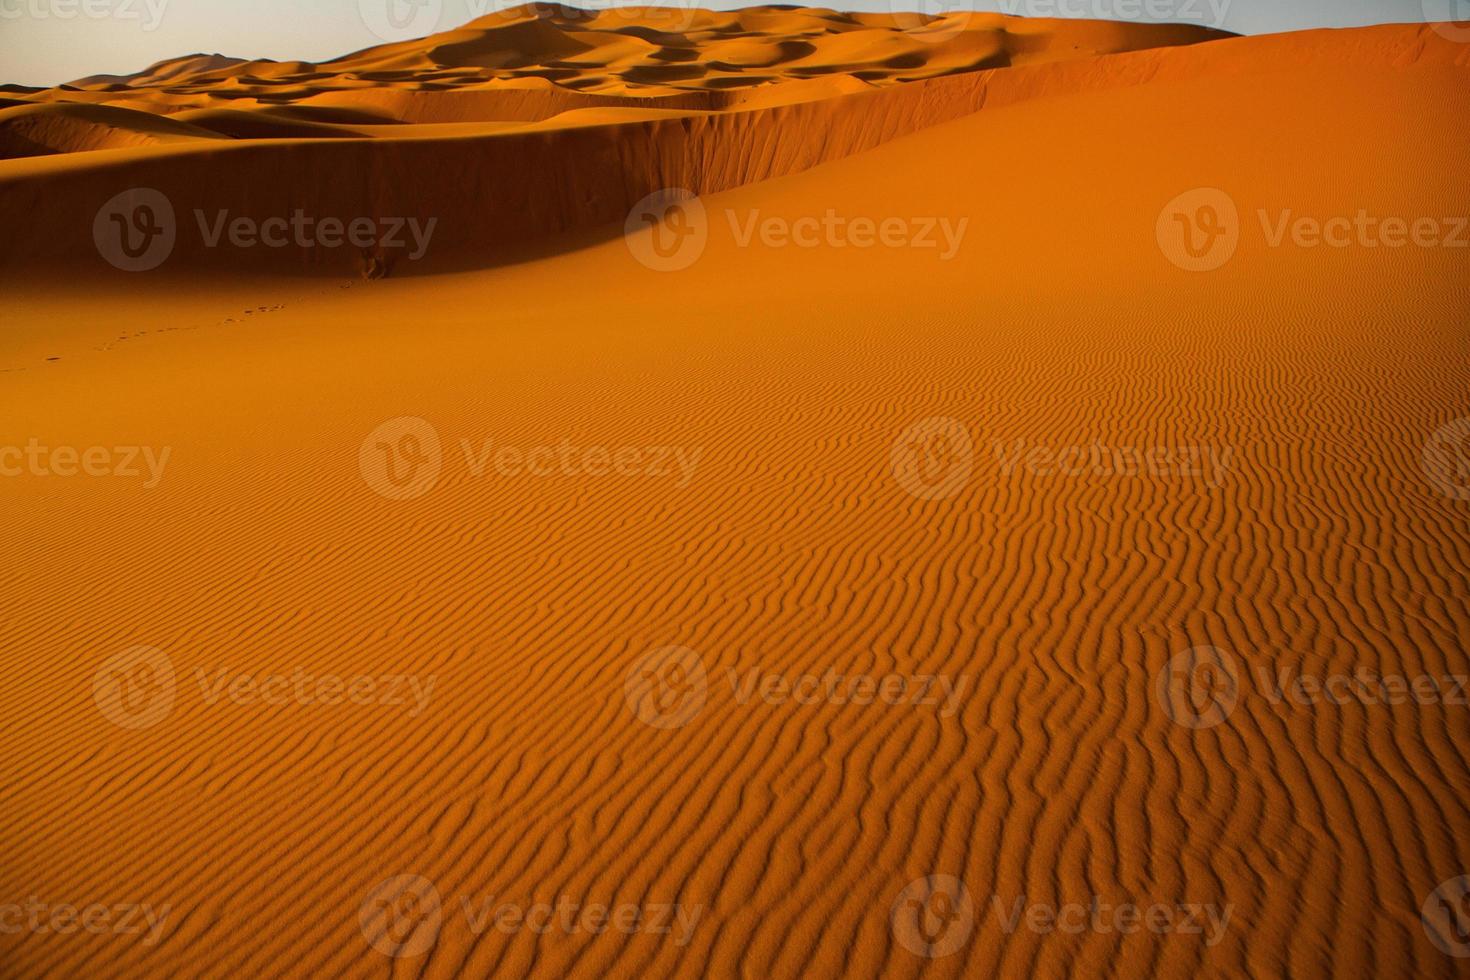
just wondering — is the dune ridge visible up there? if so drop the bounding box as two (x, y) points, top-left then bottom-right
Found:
(1, 5), (1229, 162)
(3, 22), (1464, 277)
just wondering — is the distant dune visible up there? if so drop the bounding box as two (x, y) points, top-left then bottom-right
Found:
(2, 8), (1469, 980)
(0, 5), (1239, 275)
(9, 5), (1230, 137)
(2, 13), (1465, 278)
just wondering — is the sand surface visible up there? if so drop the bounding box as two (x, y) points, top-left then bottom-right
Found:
(2, 9), (1469, 979)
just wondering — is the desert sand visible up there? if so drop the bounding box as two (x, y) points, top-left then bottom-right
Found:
(2, 7), (1469, 979)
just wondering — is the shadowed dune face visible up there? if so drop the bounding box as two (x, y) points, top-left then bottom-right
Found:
(0, 4), (1231, 160)
(0, 6), (1239, 279)
(0, 18), (1462, 280)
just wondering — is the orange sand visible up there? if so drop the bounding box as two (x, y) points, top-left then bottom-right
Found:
(2, 9), (1469, 979)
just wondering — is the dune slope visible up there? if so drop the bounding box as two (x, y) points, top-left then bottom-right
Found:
(2, 15), (1469, 980)
(3, 21), (1464, 277)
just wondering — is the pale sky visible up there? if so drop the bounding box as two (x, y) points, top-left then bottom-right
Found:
(0, 0), (1447, 88)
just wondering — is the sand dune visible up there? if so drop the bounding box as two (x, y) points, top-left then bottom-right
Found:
(2, 5), (1229, 158)
(5, 21), (1463, 278)
(2, 9), (1469, 980)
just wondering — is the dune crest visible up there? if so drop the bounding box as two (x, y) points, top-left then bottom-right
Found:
(1, 20), (1464, 279)
(2, 5), (1231, 162)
